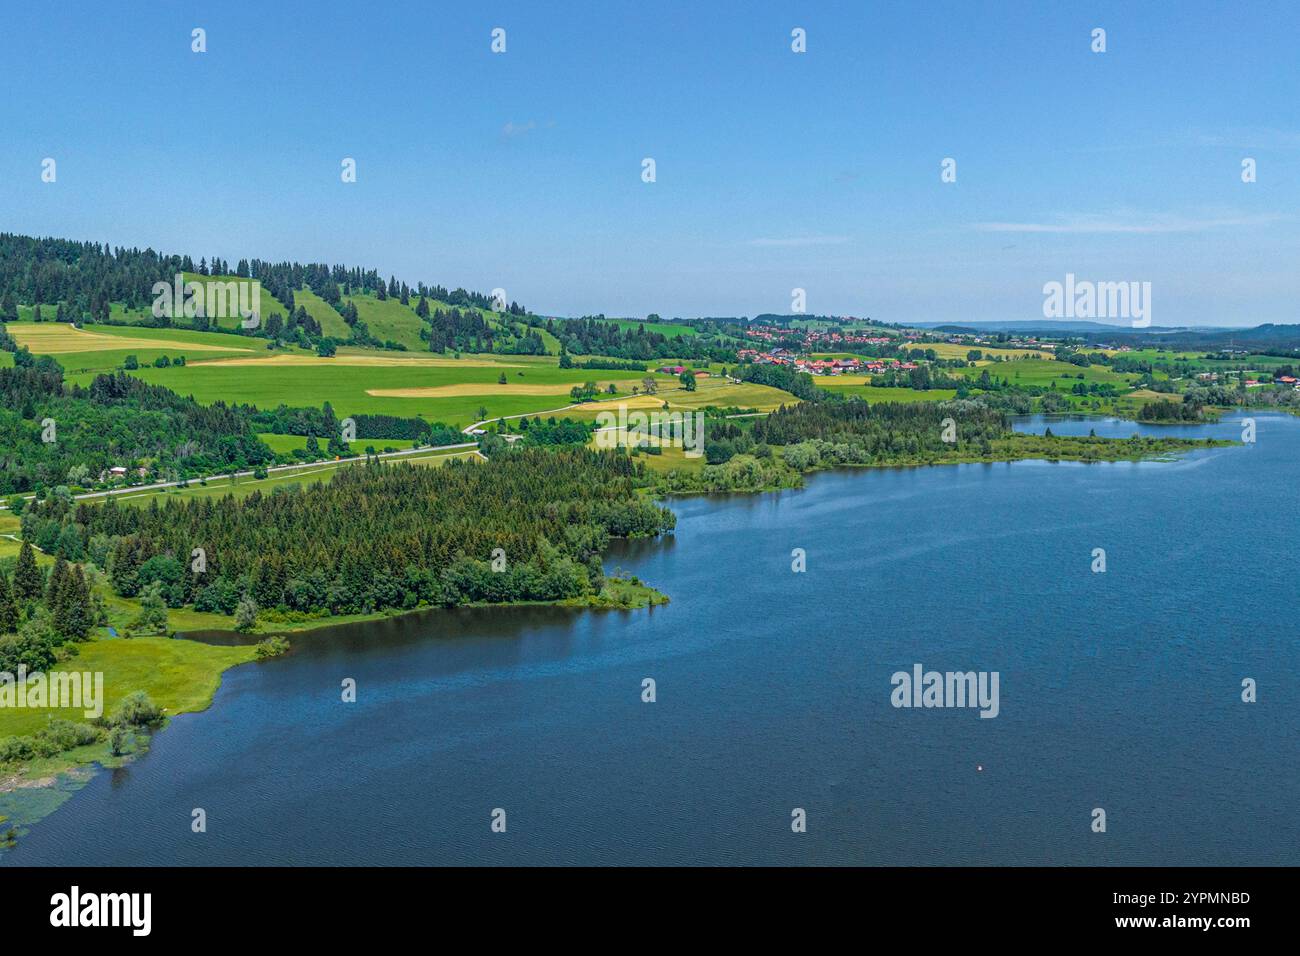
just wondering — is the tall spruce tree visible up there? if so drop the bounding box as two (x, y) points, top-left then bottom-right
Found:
(53, 565), (91, 640)
(13, 540), (43, 600)
(46, 554), (69, 615)
(0, 572), (19, 633)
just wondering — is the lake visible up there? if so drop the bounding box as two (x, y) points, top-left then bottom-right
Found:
(3, 413), (1297, 865)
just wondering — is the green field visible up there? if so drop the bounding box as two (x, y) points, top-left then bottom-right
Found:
(812, 377), (957, 402)
(600, 318), (699, 337)
(6, 319), (737, 427)
(565, 378), (794, 421)
(90, 353), (669, 425)
(293, 286), (352, 339)
(178, 273), (295, 330)
(5, 321), (275, 376)
(908, 342), (1053, 361)
(255, 432), (419, 453)
(348, 291), (426, 350)
(0, 637), (256, 739)
(955, 358), (1136, 388)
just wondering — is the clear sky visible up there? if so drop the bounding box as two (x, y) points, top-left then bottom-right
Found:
(2, 0), (1296, 326)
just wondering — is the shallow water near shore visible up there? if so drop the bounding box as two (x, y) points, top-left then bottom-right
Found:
(3, 413), (1297, 865)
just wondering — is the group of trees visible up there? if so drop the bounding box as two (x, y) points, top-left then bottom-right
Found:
(0, 357), (275, 494)
(869, 364), (965, 391)
(0, 528), (165, 765)
(1139, 398), (1205, 422)
(0, 233), (515, 354)
(0, 539), (100, 677)
(423, 306), (501, 354)
(751, 400), (1005, 462)
(736, 363), (827, 402)
(555, 317), (737, 362)
(558, 352), (647, 372)
(512, 416), (594, 446)
(21, 450), (675, 624)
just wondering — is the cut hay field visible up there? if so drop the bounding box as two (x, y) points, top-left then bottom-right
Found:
(811, 376), (957, 402)
(4, 321), (274, 375)
(7, 322), (254, 355)
(907, 342), (1054, 361)
(6, 316), (799, 432)
(83, 350), (679, 426)
(368, 380), (635, 399)
(564, 380), (795, 421)
(189, 351), (521, 370)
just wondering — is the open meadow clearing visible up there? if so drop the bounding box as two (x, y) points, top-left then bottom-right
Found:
(7, 322), (255, 355)
(0, 637), (256, 740)
(5, 321), (281, 376)
(293, 286), (351, 339)
(812, 376), (957, 402)
(100, 354), (675, 425)
(907, 342), (1054, 361)
(955, 357), (1136, 387)
(190, 351), (524, 369)
(601, 318), (699, 337)
(2, 323), (704, 426)
(348, 291), (427, 350)
(366, 380), (637, 398)
(564, 379), (795, 421)
(255, 433), (420, 452)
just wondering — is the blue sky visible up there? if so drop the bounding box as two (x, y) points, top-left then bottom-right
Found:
(2, 0), (1297, 326)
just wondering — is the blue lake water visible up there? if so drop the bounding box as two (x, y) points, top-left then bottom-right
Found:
(3, 413), (1297, 865)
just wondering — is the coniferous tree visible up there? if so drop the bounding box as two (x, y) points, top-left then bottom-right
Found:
(0, 572), (19, 633)
(13, 540), (43, 600)
(109, 538), (141, 597)
(57, 565), (93, 640)
(46, 555), (69, 616)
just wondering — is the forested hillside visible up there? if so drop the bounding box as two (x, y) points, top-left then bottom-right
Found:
(0, 232), (527, 354)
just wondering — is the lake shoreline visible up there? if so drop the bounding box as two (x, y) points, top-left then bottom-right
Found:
(0, 416), (1245, 852)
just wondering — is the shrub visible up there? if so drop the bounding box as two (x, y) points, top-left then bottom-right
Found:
(254, 636), (290, 660)
(111, 691), (163, 728)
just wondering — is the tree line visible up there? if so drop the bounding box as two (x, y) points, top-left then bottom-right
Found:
(20, 450), (675, 623)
